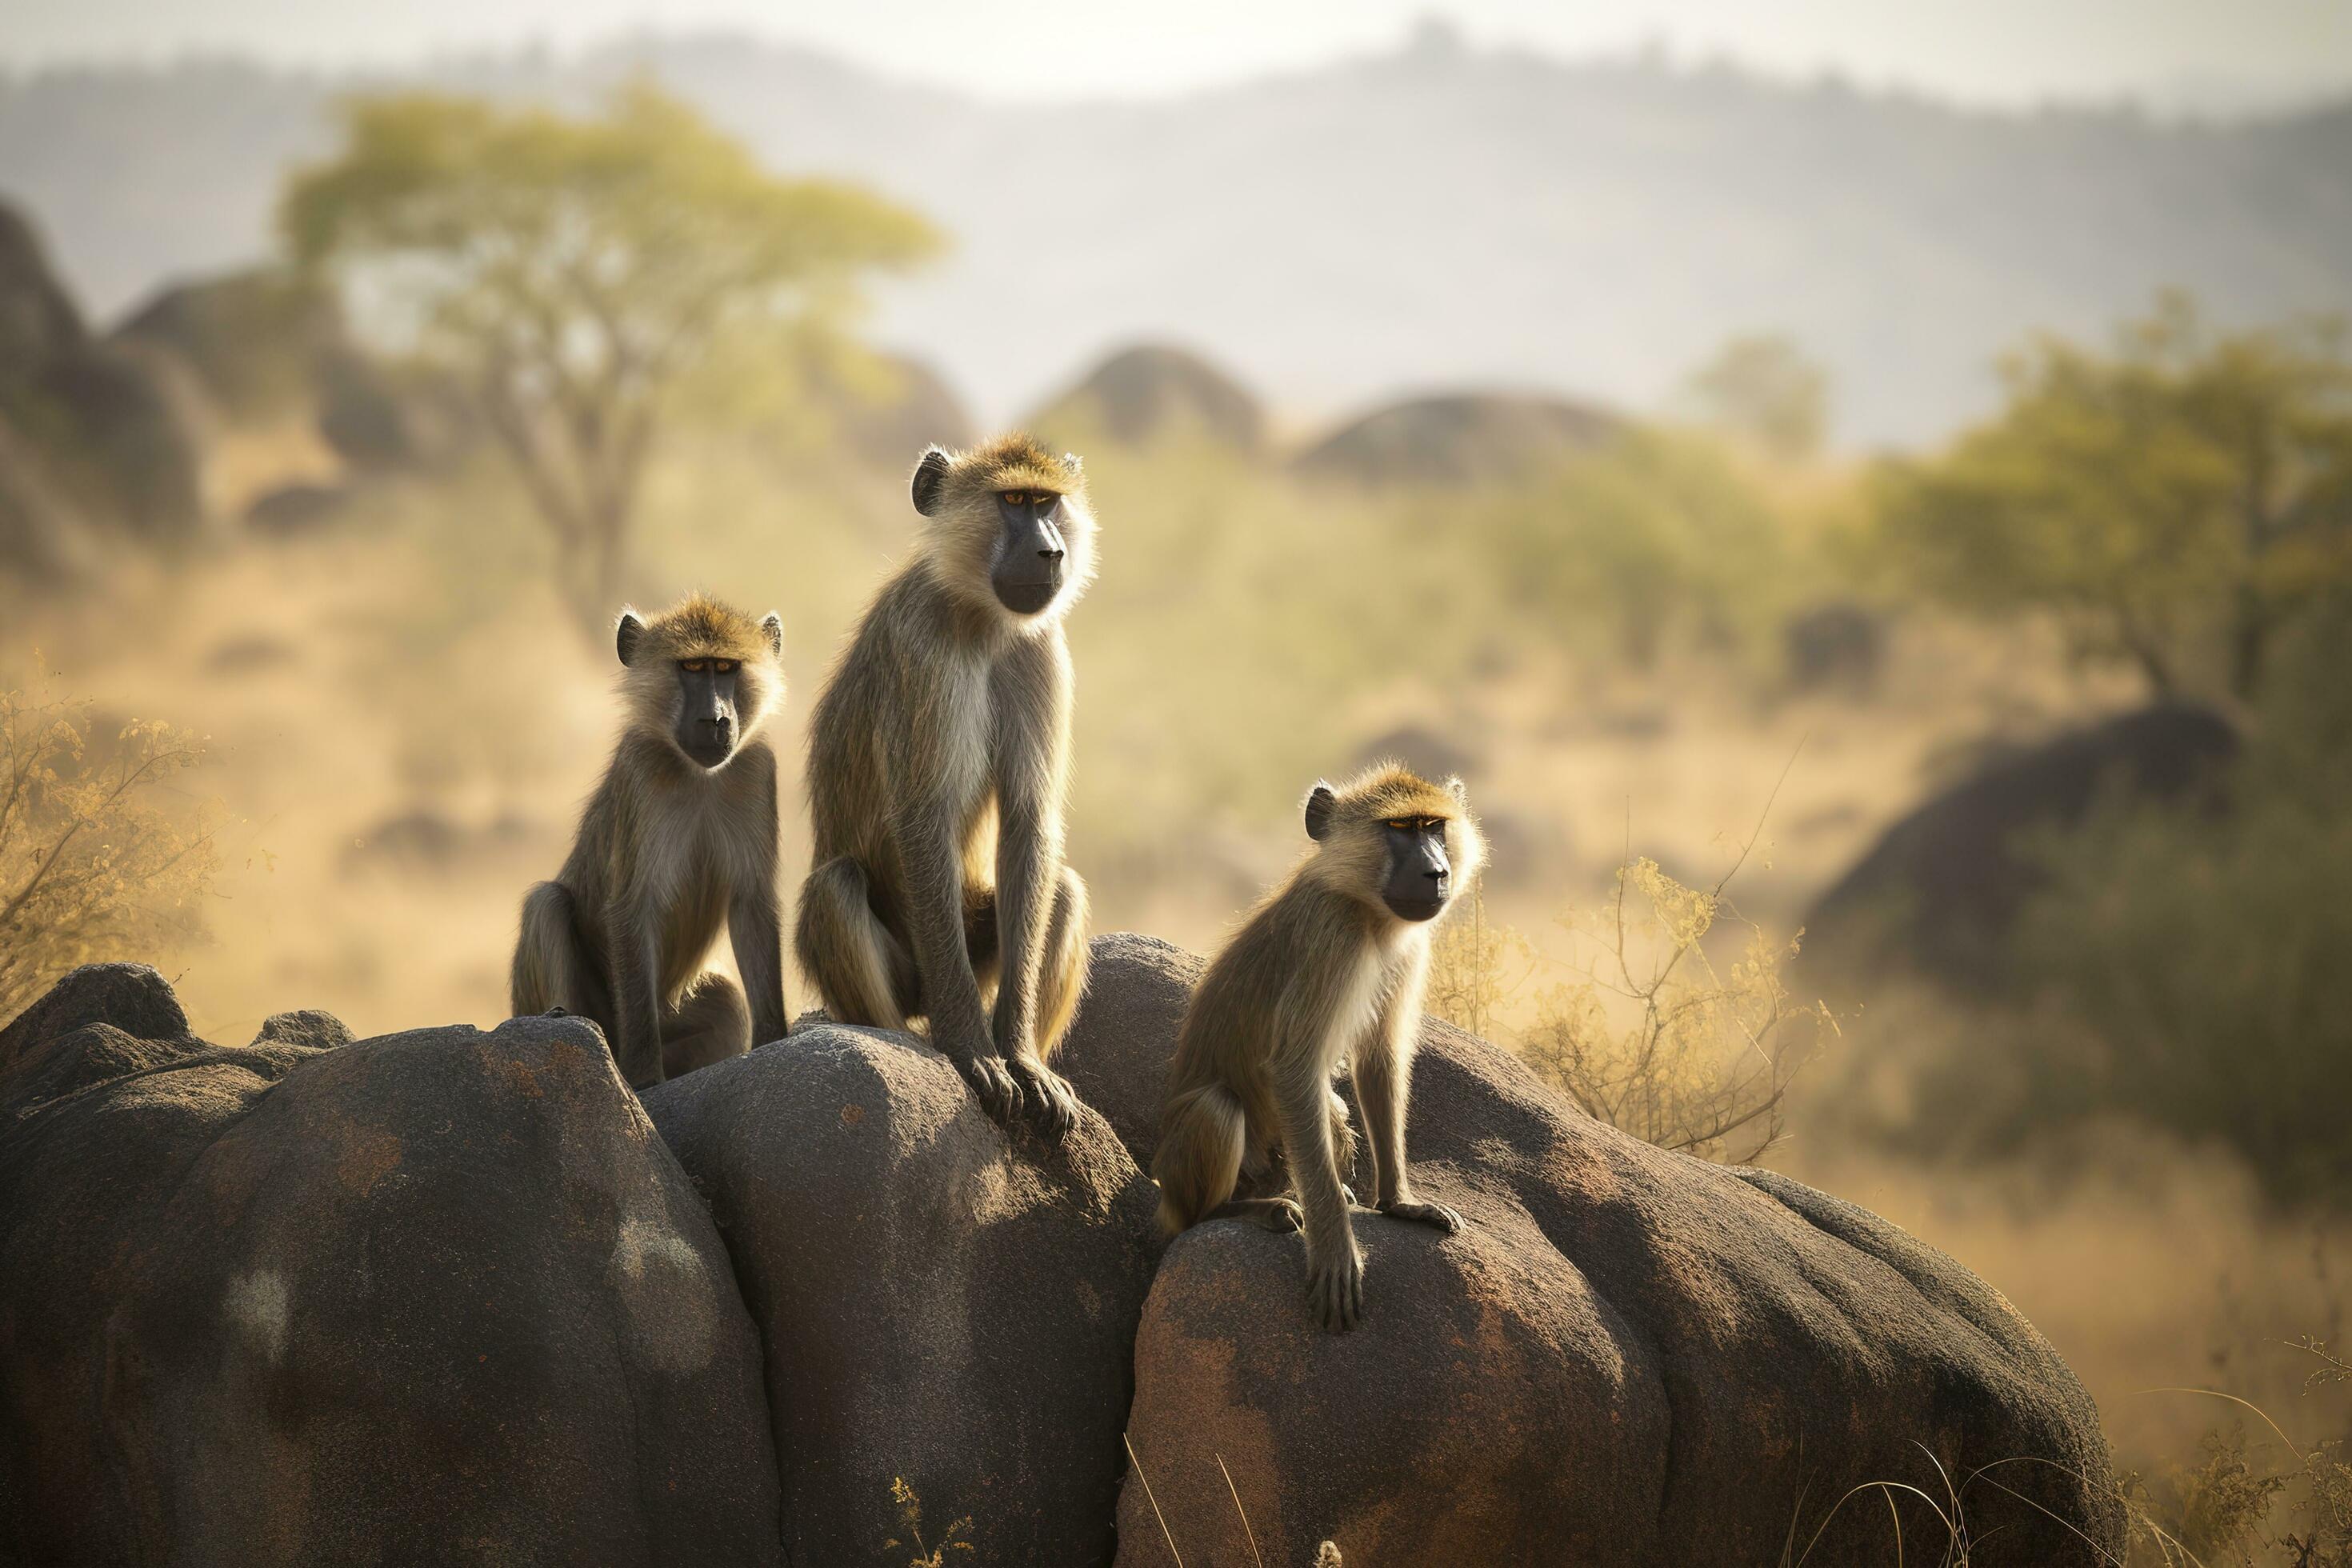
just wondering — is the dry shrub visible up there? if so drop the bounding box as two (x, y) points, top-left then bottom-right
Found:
(0, 667), (217, 1024)
(1519, 854), (1834, 1164)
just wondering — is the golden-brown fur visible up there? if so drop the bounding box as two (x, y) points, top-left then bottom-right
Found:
(511, 594), (789, 1088)
(1153, 762), (1486, 1331)
(794, 435), (1095, 1134)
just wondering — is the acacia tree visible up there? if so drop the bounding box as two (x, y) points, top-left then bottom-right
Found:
(282, 85), (940, 629)
(1878, 296), (2352, 703)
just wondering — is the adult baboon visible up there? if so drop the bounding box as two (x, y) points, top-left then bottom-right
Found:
(511, 594), (789, 1088)
(1154, 764), (1486, 1331)
(795, 434), (1094, 1136)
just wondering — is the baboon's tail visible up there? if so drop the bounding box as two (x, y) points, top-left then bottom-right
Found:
(1153, 1084), (1247, 1237)
(795, 856), (910, 1030)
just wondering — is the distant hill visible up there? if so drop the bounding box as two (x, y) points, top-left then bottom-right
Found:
(1296, 392), (1621, 487)
(1026, 345), (1266, 454)
(4, 33), (2350, 446)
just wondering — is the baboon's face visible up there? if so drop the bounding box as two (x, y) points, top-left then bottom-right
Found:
(671, 656), (746, 769)
(989, 488), (1069, 614)
(1378, 815), (1454, 922)
(1302, 766), (1484, 924)
(615, 602), (782, 771)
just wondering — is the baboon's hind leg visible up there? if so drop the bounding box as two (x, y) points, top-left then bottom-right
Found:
(1152, 1082), (1248, 1236)
(661, 971), (751, 1078)
(794, 856), (913, 1030)
(511, 881), (611, 1030)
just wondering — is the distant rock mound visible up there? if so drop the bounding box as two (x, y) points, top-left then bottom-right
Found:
(1058, 935), (2123, 1567)
(0, 965), (782, 1566)
(0, 200), (208, 569)
(1029, 344), (1265, 454)
(1294, 391), (1619, 487)
(114, 266), (342, 422)
(1806, 703), (2240, 986)
(804, 349), (975, 468)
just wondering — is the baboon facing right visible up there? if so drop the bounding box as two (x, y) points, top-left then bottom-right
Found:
(1154, 764), (1485, 1331)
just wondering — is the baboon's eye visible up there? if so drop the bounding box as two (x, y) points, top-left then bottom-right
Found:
(1001, 490), (1029, 506)
(681, 658), (707, 673)
(713, 659), (737, 674)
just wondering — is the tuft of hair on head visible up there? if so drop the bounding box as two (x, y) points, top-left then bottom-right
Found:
(907, 431), (1098, 623)
(1299, 759), (1486, 900)
(614, 591), (787, 739)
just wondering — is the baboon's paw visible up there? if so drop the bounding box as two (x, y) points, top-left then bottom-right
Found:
(1382, 1199), (1464, 1235)
(1258, 1197), (1306, 1233)
(955, 1050), (1025, 1126)
(1009, 1058), (1082, 1139)
(1306, 1248), (1364, 1333)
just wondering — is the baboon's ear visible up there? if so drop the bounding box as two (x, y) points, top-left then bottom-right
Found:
(615, 609), (647, 667)
(1303, 782), (1338, 842)
(910, 446), (951, 517)
(1062, 451), (1083, 475)
(759, 612), (784, 659)
(1446, 775), (1470, 806)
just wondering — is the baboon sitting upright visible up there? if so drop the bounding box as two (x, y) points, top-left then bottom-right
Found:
(1154, 764), (1486, 1331)
(511, 594), (789, 1088)
(795, 434), (1094, 1136)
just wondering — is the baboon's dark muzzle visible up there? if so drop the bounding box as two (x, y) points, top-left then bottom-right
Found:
(676, 667), (741, 768)
(1382, 830), (1452, 922)
(993, 499), (1067, 614)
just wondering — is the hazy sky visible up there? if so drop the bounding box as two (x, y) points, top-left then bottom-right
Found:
(4, 0), (2350, 109)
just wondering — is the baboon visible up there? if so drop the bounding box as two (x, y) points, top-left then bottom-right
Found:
(794, 434), (1094, 1136)
(1153, 764), (1486, 1331)
(511, 594), (789, 1089)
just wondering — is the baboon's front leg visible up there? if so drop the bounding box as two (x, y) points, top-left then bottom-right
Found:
(895, 798), (1021, 1124)
(990, 792), (1082, 1137)
(603, 901), (665, 1090)
(1354, 988), (1462, 1235)
(1274, 1064), (1363, 1332)
(730, 877), (789, 1049)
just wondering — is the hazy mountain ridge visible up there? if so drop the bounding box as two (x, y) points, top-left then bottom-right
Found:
(4, 34), (2350, 446)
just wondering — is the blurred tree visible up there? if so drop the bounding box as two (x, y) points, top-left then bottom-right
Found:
(1876, 295), (2352, 703)
(1679, 334), (1830, 461)
(281, 84), (940, 630)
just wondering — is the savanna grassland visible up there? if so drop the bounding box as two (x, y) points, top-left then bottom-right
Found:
(7, 261), (2352, 1560)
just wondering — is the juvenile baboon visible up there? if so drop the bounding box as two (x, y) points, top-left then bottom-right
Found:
(795, 434), (1094, 1135)
(511, 594), (789, 1088)
(1154, 764), (1486, 1331)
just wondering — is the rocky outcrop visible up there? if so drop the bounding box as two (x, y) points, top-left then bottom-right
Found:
(0, 965), (781, 1566)
(1806, 702), (2240, 986)
(644, 1021), (1162, 1565)
(1056, 937), (2126, 1567)
(0, 941), (2123, 1566)
(0, 200), (208, 568)
(1028, 345), (1265, 454)
(1293, 390), (1620, 487)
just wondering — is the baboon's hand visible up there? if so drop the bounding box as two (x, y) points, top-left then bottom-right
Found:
(1306, 1246), (1364, 1333)
(951, 1047), (1024, 1126)
(1381, 1199), (1464, 1234)
(1006, 1056), (1082, 1139)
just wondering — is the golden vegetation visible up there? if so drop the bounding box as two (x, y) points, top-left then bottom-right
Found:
(0, 666), (218, 1022)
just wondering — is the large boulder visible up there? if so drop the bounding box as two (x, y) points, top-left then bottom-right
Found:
(1028, 344), (1265, 454)
(113, 267), (343, 423)
(644, 1020), (1162, 1566)
(1054, 937), (2125, 1567)
(1806, 702), (2240, 987)
(0, 965), (782, 1566)
(0, 199), (209, 550)
(1292, 390), (1619, 487)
